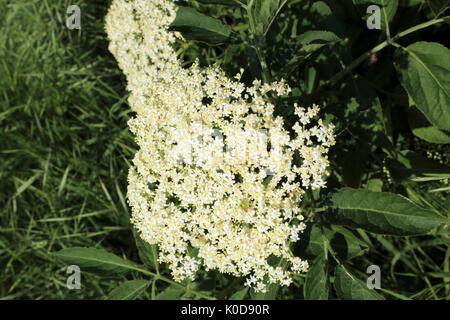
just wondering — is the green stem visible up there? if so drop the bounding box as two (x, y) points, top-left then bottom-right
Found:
(392, 17), (446, 41)
(264, 0), (288, 37)
(381, 0), (391, 40)
(307, 16), (447, 101)
(244, 1), (272, 83)
(318, 219), (341, 265)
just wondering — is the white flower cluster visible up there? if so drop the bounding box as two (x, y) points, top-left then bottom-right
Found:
(106, 0), (335, 292)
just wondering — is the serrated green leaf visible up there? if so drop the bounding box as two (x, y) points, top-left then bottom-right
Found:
(295, 30), (341, 45)
(407, 106), (450, 144)
(297, 223), (368, 261)
(169, 6), (232, 44)
(395, 41), (450, 131)
(306, 2), (345, 37)
(426, 0), (450, 16)
(229, 287), (249, 300)
(250, 283), (279, 300)
(106, 280), (149, 300)
(366, 178), (383, 192)
(249, 0), (286, 36)
(353, 0), (399, 29)
(412, 125), (450, 144)
(134, 232), (159, 272)
(334, 265), (384, 300)
(281, 30), (341, 79)
(155, 285), (185, 300)
(304, 254), (329, 300)
(54, 247), (140, 276)
(326, 188), (448, 236)
(278, 43), (326, 77)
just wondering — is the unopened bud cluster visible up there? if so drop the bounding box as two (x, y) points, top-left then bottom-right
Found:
(106, 0), (335, 292)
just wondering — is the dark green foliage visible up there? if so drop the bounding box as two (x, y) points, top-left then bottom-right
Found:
(1, 0), (449, 300)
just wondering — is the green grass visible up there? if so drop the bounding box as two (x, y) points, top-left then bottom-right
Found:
(0, 0), (448, 300)
(0, 0), (140, 299)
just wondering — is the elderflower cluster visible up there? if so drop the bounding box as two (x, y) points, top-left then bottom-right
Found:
(106, 0), (335, 292)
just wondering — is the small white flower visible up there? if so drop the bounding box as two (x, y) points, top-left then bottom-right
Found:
(106, 0), (335, 292)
